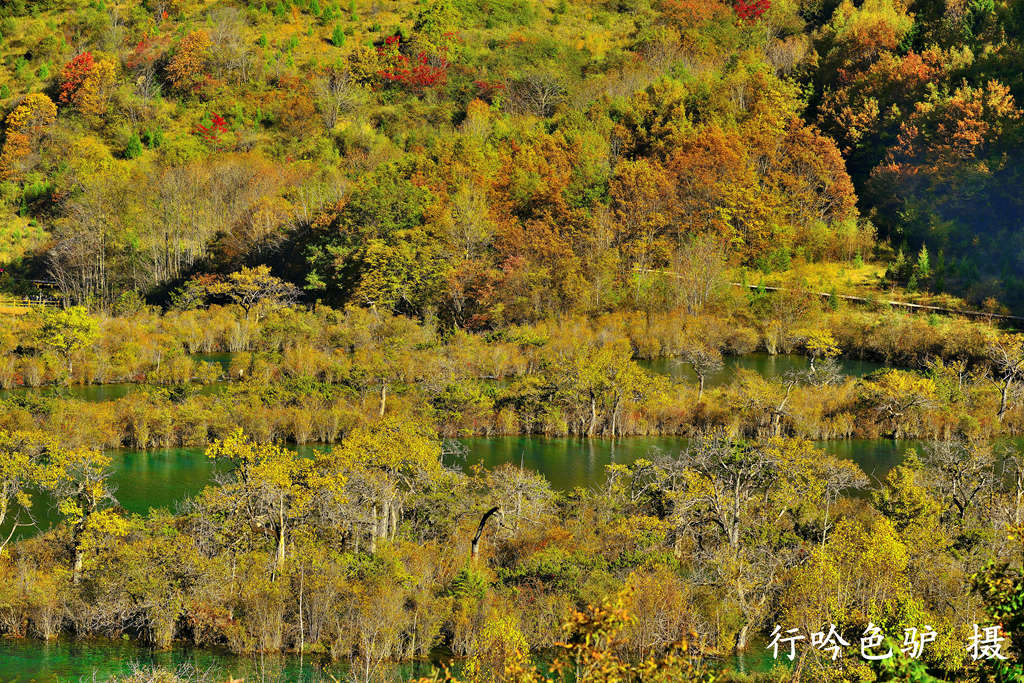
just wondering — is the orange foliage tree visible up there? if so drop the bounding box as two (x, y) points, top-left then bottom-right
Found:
(166, 30), (212, 91)
(658, 0), (730, 29)
(489, 132), (590, 320)
(0, 94), (57, 181)
(610, 158), (678, 275)
(867, 81), (1024, 244)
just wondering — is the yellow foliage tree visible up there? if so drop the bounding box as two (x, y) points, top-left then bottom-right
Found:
(206, 429), (315, 569)
(167, 30), (212, 91)
(862, 370), (938, 437)
(328, 418), (443, 553)
(0, 430), (49, 556)
(36, 444), (126, 584)
(76, 58), (117, 116)
(0, 93), (57, 181)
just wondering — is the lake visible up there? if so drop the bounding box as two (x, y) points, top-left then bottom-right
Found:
(0, 352), (889, 402)
(0, 353), (233, 402)
(0, 636), (437, 682)
(0, 634), (768, 682)
(637, 352), (887, 387)
(10, 436), (924, 536)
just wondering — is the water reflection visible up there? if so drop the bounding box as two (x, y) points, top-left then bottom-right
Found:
(638, 352), (888, 387)
(0, 636), (438, 682)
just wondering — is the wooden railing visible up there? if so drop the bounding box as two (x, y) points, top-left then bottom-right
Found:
(0, 295), (61, 310)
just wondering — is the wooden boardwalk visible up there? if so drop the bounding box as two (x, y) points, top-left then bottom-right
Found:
(631, 267), (1024, 327)
(730, 282), (1024, 325)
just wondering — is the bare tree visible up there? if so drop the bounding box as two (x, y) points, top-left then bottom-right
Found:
(681, 436), (777, 551)
(313, 68), (365, 129)
(987, 334), (1024, 419)
(669, 437), (799, 651)
(208, 7), (254, 84)
(678, 341), (724, 400)
(673, 233), (726, 314)
(819, 460), (868, 545)
(921, 439), (997, 524)
(483, 464), (553, 535)
(507, 72), (566, 117)
(999, 446), (1024, 527)
(447, 183), (494, 259)
(132, 66), (163, 100)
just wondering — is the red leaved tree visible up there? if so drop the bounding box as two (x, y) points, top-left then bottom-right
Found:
(194, 114), (228, 146)
(376, 35), (449, 91)
(734, 0), (770, 21)
(58, 52), (95, 104)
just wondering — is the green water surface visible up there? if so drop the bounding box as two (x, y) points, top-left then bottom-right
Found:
(637, 352), (887, 387)
(11, 437), (923, 535)
(0, 353), (888, 403)
(0, 636), (438, 682)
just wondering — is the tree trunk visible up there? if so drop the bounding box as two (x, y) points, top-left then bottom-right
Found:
(298, 563), (305, 654)
(821, 497), (830, 547)
(1015, 472), (1023, 526)
(999, 380), (1012, 419)
(736, 622), (751, 651)
(70, 514), (87, 584)
(588, 395), (597, 437)
(72, 546), (84, 585)
(379, 383), (388, 417)
(369, 506), (378, 554)
(276, 503), (286, 569)
(380, 502), (391, 540)
(471, 506), (500, 562)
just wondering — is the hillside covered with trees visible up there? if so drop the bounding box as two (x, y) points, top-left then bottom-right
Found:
(0, 0), (1021, 313)
(3, 0), (1024, 682)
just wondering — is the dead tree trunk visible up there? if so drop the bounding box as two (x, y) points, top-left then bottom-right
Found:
(471, 506), (500, 562)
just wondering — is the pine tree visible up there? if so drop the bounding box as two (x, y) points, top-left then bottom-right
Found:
(124, 133), (143, 159)
(331, 24), (346, 46)
(889, 248), (907, 283)
(914, 244), (931, 281)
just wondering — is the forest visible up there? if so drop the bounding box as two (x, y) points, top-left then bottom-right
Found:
(1, 0), (1024, 681)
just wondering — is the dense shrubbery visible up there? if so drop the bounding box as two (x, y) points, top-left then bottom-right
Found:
(1, 298), (1024, 448)
(1, 426), (1022, 682)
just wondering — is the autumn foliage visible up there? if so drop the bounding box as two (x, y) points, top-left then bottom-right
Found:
(377, 35), (449, 90)
(733, 0), (770, 21)
(808, 0), (1024, 301)
(0, 0), (1020, 313)
(659, 0), (730, 29)
(58, 52), (117, 115)
(194, 113), (229, 144)
(0, 94), (57, 180)
(58, 52), (95, 105)
(166, 30), (212, 91)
